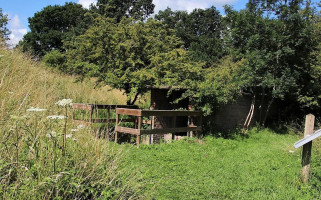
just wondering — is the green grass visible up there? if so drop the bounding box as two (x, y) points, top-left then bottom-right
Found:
(117, 128), (321, 199)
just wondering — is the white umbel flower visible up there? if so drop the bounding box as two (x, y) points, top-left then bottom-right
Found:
(66, 134), (73, 139)
(47, 115), (66, 120)
(46, 131), (57, 138)
(77, 124), (86, 129)
(26, 107), (47, 112)
(55, 99), (72, 107)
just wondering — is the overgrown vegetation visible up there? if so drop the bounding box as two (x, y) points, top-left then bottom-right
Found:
(2, 0), (321, 199)
(16, 0), (321, 124)
(0, 47), (138, 199)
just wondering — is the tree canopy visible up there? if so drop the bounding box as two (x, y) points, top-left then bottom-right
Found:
(92, 0), (155, 22)
(155, 6), (224, 66)
(63, 17), (202, 105)
(21, 2), (88, 56)
(0, 8), (9, 41)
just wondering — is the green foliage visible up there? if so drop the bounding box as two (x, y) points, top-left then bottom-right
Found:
(193, 57), (245, 115)
(155, 6), (225, 66)
(0, 8), (9, 40)
(224, 0), (319, 123)
(65, 17), (199, 105)
(93, 0), (155, 22)
(43, 50), (66, 71)
(21, 2), (89, 57)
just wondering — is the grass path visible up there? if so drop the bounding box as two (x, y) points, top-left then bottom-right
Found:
(119, 129), (321, 199)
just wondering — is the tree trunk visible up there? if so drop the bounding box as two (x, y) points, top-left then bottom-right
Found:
(259, 88), (265, 125)
(126, 92), (140, 105)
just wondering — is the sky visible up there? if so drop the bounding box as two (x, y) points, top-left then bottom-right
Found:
(0, 0), (319, 47)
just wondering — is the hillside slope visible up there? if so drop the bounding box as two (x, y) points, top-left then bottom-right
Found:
(0, 46), (126, 120)
(0, 47), (137, 199)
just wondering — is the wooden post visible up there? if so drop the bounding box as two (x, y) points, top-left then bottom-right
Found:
(149, 116), (153, 145)
(197, 116), (202, 139)
(172, 116), (176, 140)
(90, 106), (94, 124)
(137, 116), (142, 148)
(72, 108), (75, 120)
(301, 114), (315, 183)
(105, 107), (110, 139)
(114, 114), (119, 143)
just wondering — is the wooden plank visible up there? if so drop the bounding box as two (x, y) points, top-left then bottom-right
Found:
(301, 114), (315, 183)
(72, 103), (92, 110)
(116, 108), (202, 117)
(72, 120), (91, 125)
(90, 118), (136, 123)
(141, 110), (202, 117)
(140, 126), (201, 135)
(115, 114), (119, 143)
(94, 104), (138, 109)
(137, 116), (142, 147)
(172, 116), (176, 140)
(115, 126), (141, 135)
(116, 108), (142, 116)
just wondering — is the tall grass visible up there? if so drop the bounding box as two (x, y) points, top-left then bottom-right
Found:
(0, 46), (137, 199)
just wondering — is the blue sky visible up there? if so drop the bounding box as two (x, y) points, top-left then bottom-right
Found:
(1, 0), (319, 46)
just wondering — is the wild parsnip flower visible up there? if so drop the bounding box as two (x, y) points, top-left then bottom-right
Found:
(46, 131), (57, 138)
(66, 134), (73, 139)
(77, 124), (85, 129)
(26, 107), (47, 112)
(55, 99), (72, 107)
(47, 115), (66, 120)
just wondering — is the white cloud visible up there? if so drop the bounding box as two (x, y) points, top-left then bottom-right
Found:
(7, 14), (27, 48)
(78, 0), (97, 9)
(153, 0), (238, 13)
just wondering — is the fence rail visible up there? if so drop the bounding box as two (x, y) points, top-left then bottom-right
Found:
(115, 108), (202, 147)
(71, 103), (138, 138)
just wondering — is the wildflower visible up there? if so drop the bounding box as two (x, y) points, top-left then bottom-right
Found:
(70, 129), (79, 132)
(77, 124), (85, 129)
(66, 134), (73, 139)
(47, 115), (66, 120)
(46, 131), (57, 138)
(8, 91), (14, 94)
(55, 99), (72, 107)
(26, 107), (47, 112)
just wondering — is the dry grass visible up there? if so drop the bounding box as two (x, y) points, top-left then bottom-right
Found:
(0, 46), (139, 199)
(0, 46), (126, 120)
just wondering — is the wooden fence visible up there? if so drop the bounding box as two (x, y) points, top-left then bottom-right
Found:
(115, 108), (202, 147)
(72, 103), (138, 138)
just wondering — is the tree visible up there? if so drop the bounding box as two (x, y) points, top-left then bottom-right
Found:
(92, 0), (154, 22)
(224, 0), (318, 125)
(21, 2), (89, 56)
(0, 8), (10, 41)
(155, 7), (225, 66)
(64, 17), (199, 105)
